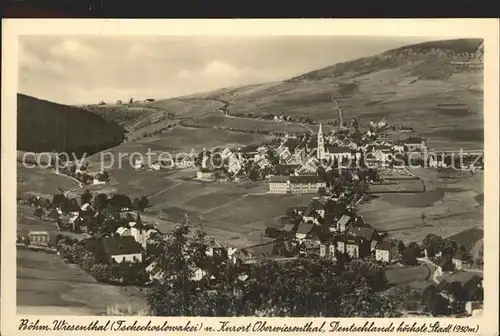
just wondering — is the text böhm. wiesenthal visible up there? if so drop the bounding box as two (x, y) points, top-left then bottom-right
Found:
(19, 319), (203, 332)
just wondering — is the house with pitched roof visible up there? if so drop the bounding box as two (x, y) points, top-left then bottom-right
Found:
(375, 240), (398, 263)
(295, 221), (315, 241)
(452, 250), (472, 270)
(337, 214), (353, 233)
(319, 240), (337, 260)
(325, 145), (353, 163)
(116, 227), (132, 237)
(102, 236), (143, 263)
(346, 226), (378, 242)
(337, 235), (371, 259)
(27, 231), (51, 246)
(404, 136), (427, 152)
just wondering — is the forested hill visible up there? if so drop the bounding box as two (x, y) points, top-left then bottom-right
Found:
(17, 94), (126, 156)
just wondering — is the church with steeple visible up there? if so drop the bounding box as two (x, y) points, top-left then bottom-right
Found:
(317, 123), (326, 160)
(316, 122), (353, 163)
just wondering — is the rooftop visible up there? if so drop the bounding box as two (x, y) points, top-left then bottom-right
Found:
(376, 240), (395, 251)
(405, 136), (424, 144)
(296, 221), (315, 234)
(102, 236), (143, 256)
(346, 226), (376, 241)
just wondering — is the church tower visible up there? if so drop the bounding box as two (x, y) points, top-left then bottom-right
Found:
(317, 123), (325, 160)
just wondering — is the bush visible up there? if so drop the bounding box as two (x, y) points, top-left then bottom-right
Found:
(90, 263), (114, 282)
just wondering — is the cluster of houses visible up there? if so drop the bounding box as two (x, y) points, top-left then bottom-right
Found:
(59, 162), (110, 186)
(264, 118), (427, 194)
(279, 191), (401, 264)
(133, 156), (196, 172)
(189, 116), (430, 191)
(422, 275), (484, 317)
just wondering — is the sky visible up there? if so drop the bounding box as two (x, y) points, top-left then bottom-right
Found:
(19, 35), (434, 105)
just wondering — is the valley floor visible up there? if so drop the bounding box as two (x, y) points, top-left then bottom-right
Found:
(16, 248), (147, 315)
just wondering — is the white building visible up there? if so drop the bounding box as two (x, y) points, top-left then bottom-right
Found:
(268, 175), (326, 194)
(375, 241), (398, 263)
(405, 137), (427, 152)
(93, 177), (107, 185)
(150, 163), (162, 171)
(118, 226), (131, 235)
(134, 158), (144, 170)
(103, 236), (143, 263)
(269, 176), (290, 194)
(197, 169), (216, 180)
(319, 242), (336, 260)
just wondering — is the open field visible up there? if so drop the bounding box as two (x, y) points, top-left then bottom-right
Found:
(17, 204), (60, 235)
(369, 179), (425, 193)
(143, 176), (311, 247)
(87, 126), (270, 167)
(192, 114), (335, 134)
(17, 248), (146, 315)
(138, 126), (270, 152)
(36, 164), (305, 248)
(199, 72), (482, 148)
(17, 164), (80, 199)
(359, 168), (483, 243)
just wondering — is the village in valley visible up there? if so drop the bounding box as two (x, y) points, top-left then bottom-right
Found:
(15, 37), (485, 317)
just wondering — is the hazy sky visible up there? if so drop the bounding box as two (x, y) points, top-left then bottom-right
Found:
(19, 35), (433, 105)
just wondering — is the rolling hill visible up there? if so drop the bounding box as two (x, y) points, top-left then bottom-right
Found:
(90, 38), (485, 150)
(17, 94), (127, 156)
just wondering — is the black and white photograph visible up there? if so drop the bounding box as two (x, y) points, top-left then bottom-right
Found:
(2, 20), (498, 332)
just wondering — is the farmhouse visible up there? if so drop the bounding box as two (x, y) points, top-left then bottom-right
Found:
(452, 251), (471, 270)
(404, 136), (427, 152)
(116, 227), (131, 237)
(319, 241), (337, 260)
(150, 163), (162, 171)
(102, 236), (143, 263)
(93, 172), (109, 184)
(337, 235), (371, 259)
(346, 237), (371, 259)
(375, 240), (398, 263)
(336, 214), (353, 232)
(222, 149), (243, 176)
(295, 221), (315, 241)
(197, 167), (216, 180)
(27, 231), (50, 246)
(80, 203), (94, 213)
(134, 158), (144, 170)
(69, 215), (83, 231)
(145, 261), (164, 282)
(346, 226), (377, 242)
(206, 240), (228, 259)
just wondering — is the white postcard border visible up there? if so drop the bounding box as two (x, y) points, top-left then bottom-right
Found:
(2, 19), (499, 335)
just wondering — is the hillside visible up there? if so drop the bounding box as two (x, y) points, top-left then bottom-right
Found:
(17, 94), (126, 156)
(91, 38), (484, 150)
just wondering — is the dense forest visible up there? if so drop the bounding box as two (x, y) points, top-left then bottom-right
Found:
(17, 94), (126, 157)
